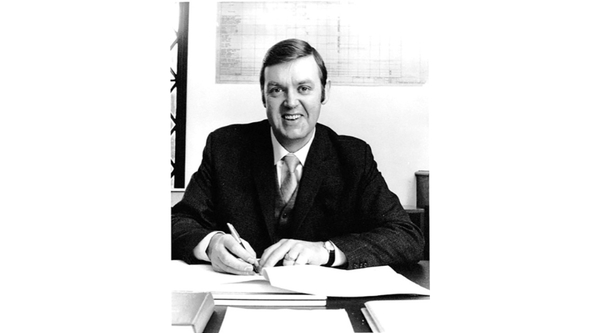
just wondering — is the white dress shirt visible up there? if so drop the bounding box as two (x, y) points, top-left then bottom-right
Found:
(271, 128), (314, 187)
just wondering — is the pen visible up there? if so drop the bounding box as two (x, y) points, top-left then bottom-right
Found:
(226, 223), (260, 272)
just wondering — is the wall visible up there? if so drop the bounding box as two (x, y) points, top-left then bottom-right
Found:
(180, 0), (429, 207)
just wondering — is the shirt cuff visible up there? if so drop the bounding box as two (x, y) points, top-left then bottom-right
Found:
(330, 241), (346, 267)
(193, 231), (224, 262)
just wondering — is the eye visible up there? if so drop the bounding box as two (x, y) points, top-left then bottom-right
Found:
(298, 85), (312, 94)
(268, 87), (282, 96)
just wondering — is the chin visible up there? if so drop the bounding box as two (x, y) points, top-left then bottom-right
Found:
(284, 128), (308, 140)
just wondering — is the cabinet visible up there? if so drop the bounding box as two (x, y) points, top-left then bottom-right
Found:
(415, 170), (429, 260)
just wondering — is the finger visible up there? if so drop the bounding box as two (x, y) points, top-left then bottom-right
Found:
(240, 239), (258, 264)
(208, 236), (232, 273)
(211, 250), (242, 275)
(217, 250), (255, 275)
(282, 244), (302, 266)
(259, 239), (284, 266)
(284, 252), (298, 261)
(257, 243), (278, 274)
(268, 241), (296, 267)
(211, 260), (226, 273)
(282, 251), (297, 266)
(259, 239), (284, 263)
(224, 236), (257, 266)
(261, 239), (293, 268)
(294, 251), (309, 266)
(213, 239), (255, 275)
(285, 245), (301, 262)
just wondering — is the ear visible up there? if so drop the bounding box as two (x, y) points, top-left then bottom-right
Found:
(321, 79), (331, 104)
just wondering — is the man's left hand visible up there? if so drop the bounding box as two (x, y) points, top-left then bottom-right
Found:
(259, 239), (328, 272)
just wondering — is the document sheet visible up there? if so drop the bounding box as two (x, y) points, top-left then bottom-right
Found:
(219, 307), (354, 333)
(171, 260), (267, 292)
(263, 265), (430, 297)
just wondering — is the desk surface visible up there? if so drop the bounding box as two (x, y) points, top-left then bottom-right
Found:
(203, 260), (430, 333)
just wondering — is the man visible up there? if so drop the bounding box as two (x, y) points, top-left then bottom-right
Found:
(172, 39), (424, 275)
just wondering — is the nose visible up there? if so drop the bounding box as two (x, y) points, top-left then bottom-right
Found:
(283, 91), (299, 109)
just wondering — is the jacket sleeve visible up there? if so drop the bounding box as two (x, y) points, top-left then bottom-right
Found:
(330, 144), (425, 268)
(171, 133), (220, 264)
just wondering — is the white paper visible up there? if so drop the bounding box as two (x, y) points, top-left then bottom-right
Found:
(364, 299), (431, 333)
(262, 265), (430, 297)
(171, 260), (265, 292)
(172, 260), (430, 297)
(219, 307), (354, 333)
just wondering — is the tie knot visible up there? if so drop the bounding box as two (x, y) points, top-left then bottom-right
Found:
(282, 154), (300, 172)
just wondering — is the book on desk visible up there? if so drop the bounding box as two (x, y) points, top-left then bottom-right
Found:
(171, 292), (214, 333)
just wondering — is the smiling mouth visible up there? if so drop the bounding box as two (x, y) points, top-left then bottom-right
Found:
(282, 114), (301, 121)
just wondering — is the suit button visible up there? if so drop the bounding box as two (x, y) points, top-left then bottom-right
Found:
(282, 213), (287, 218)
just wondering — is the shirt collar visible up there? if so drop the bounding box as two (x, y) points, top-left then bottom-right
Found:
(271, 128), (316, 166)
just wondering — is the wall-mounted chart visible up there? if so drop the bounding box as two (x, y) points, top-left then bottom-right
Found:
(216, 1), (427, 85)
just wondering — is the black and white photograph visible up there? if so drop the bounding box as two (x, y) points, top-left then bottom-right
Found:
(2, 0), (600, 332)
(170, 1), (429, 331)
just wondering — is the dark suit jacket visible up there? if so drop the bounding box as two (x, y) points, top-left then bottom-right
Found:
(172, 120), (424, 269)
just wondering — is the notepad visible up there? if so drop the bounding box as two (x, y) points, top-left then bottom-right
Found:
(219, 307), (354, 333)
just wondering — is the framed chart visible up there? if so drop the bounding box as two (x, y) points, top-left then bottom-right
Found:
(216, 1), (427, 85)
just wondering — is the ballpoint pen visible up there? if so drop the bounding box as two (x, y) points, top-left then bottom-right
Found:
(227, 223), (260, 273)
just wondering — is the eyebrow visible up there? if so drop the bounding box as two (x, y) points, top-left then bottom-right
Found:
(296, 79), (315, 86)
(266, 79), (315, 87)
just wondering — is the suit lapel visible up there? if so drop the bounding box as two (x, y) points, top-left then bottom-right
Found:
(290, 125), (332, 235)
(251, 122), (278, 241)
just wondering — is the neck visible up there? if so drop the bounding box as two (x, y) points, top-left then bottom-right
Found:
(276, 132), (314, 153)
(282, 141), (307, 153)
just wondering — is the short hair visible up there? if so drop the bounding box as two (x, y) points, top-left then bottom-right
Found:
(259, 39), (328, 105)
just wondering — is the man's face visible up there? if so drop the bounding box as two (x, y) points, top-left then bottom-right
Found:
(263, 55), (329, 152)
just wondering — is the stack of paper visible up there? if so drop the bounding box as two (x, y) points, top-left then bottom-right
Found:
(362, 299), (431, 333)
(171, 261), (430, 307)
(171, 261), (325, 307)
(210, 280), (326, 306)
(219, 307), (354, 333)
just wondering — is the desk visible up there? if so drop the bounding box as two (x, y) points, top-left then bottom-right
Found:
(202, 260), (430, 333)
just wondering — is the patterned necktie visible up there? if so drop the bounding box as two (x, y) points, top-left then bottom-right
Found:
(280, 154), (300, 203)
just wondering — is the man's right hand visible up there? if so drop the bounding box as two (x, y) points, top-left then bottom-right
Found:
(207, 233), (258, 275)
